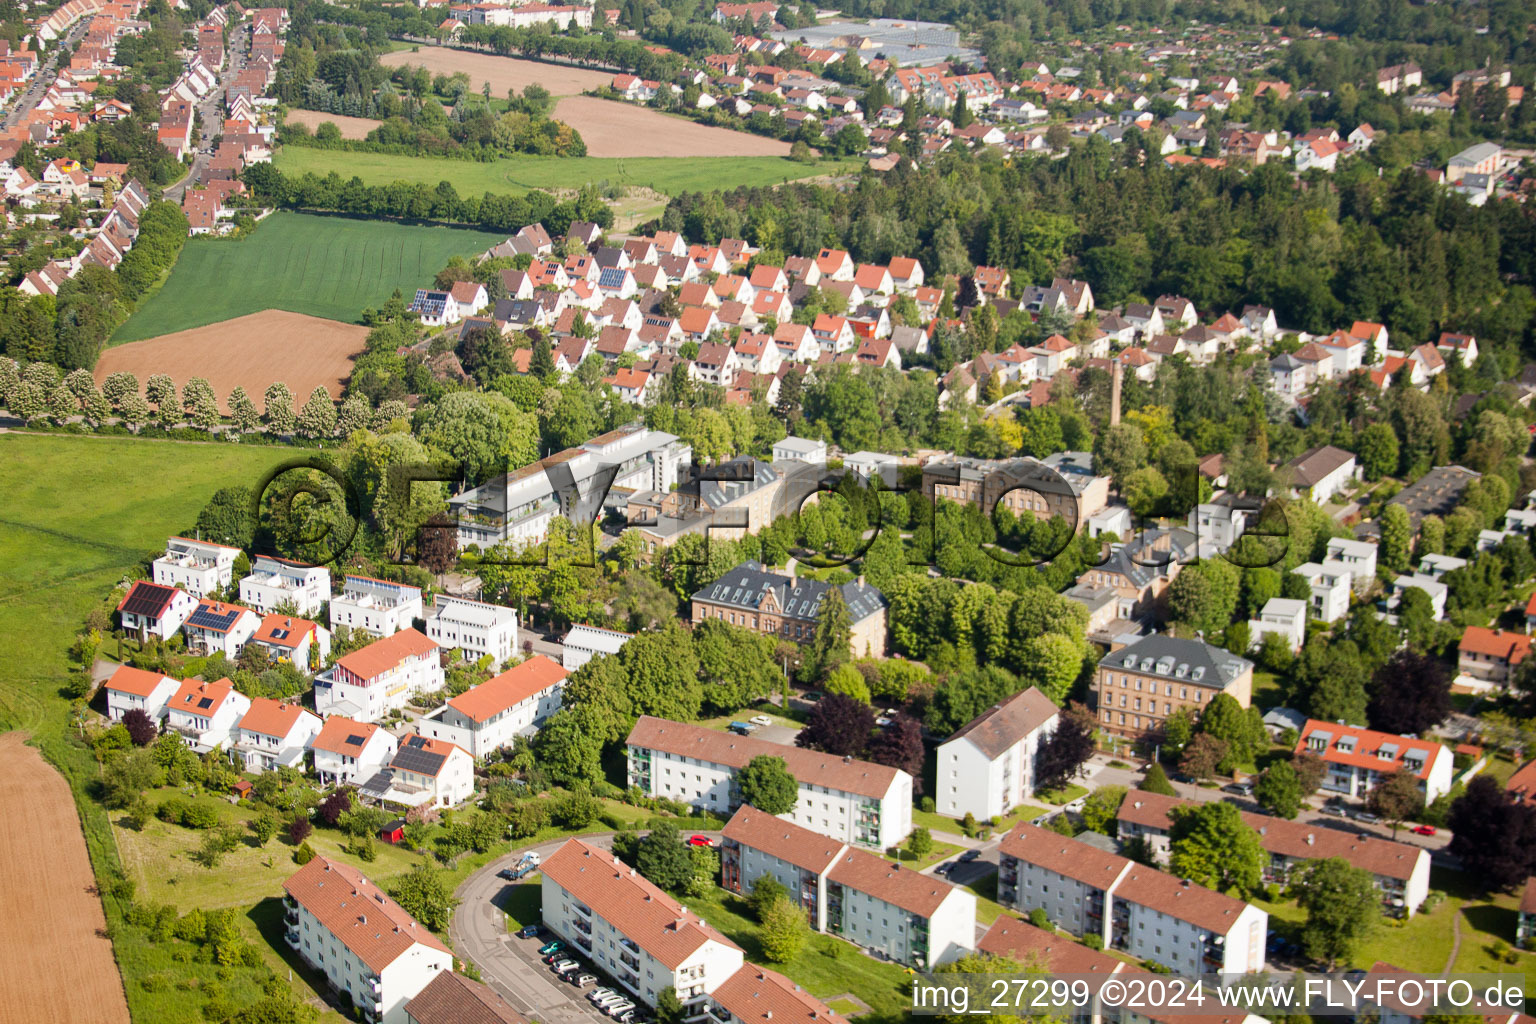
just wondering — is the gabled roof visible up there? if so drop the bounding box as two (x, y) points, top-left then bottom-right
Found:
(1458, 626), (1531, 664)
(446, 655), (568, 723)
(391, 733), (464, 777)
(335, 628), (438, 681)
(252, 613), (320, 648)
(405, 972), (529, 1024)
(283, 856), (450, 972)
(104, 665), (175, 698)
(827, 845), (963, 917)
(942, 686), (1058, 757)
(117, 580), (181, 618)
(170, 677), (237, 716)
(239, 697), (312, 738)
(709, 965), (849, 1024)
(186, 599), (255, 634)
(310, 716), (385, 755)
(1294, 719), (1447, 781)
(999, 821), (1132, 890)
(1284, 444), (1355, 487)
(980, 916), (1126, 975)
(723, 806), (846, 874)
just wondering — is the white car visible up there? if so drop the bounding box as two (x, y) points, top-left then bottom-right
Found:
(607, 1001), (636, 1017)
(749, 714), (773, 727)
(589, 989), (616, 1003)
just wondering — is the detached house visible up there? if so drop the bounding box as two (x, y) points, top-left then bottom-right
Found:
(1456, 626), (1531, 688)
(235, 698), (322, 772)
(310, 716), (399, 788)
(314, 628), (445, 721)
(104, 665), (179, 724)
(423, 595), (518, 667)
(249, 613), (331, 668)
(1295, 719), (1454, 802)
(166, 677), (253, 753)
(1282, 445), (1358, 505)
(239, 555), (332, 617)
(118, 580), (197, 641)
(360, 734), (475, 809)
(183, 599), (262, 657)
(935, 687), (1060, 821)
(329, 575), (424, 638)
(153, 536), (240, 597)
(418, 655), (567, 758)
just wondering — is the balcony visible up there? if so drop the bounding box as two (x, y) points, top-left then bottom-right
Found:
(284, 907), (299, 926)
(573, 918), (592, 936)
(284, 928), (300, 949)
(575, 934), (592, 952)
(575, 903), (593, 918)
(620, 937), (640, 954)
(619, 951), (640, 971)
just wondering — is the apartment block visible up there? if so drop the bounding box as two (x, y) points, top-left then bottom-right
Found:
(418, 655), (566, 758)
(935, 687), (1059, 820)
(691, 561), (888, 659)
(1294, 720), (1454, 802)
(239, 555), (332, 616)
(330, 575), (424, 638)
(152, 536), (240, 597)
(424, 595), (518, 667)
(1093, 634), (1253, 743)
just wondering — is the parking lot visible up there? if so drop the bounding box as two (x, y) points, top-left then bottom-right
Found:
(504, 926), (649, 1024)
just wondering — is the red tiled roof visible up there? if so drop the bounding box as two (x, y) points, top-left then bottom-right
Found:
(283, 856), (450, 972)
(979, 916), (1126, 976)
(998, 821), (1132, 890)
(710, 965), (849, 1024)
(1459, 626), (1532, 665)
(335, 628), (437, 681)
(723, 806), (845, 874)
(170, 677), (237, 714)
(252, 613), (320, 648)
(310, 716), (385, 755)
(1294, 719), (1447, 782)
(104, 665), (174, 698)
(827, 845), (962, 917)
(446, 655), (567, 723)
(238, 697), (311, 738)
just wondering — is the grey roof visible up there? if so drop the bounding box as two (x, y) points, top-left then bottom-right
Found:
(1270, 352), (1305, 371)
(678, 457), (778, 509)
(1383, 464), (1481, 530)
(1285, 444), (1355, 487)
(693, 560), (887, 624)
(944, 686), (1059, 757)
(1105, 633), (1252, 688)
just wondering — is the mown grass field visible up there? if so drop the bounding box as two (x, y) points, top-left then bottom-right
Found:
(273, 146), (852, 198)
(112, 212), (505, 342)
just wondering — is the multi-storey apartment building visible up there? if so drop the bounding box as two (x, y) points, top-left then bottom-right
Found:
(624, 457), (786, 552)
(152, 536), (240, 597)
(1092, 634), (1253, 743)
(330, 575), (423, 638)
(238, 555), (332, 616)
(626, 716), (912, 849)
(560, 623), (633, 671)
(1117, 790), (1431, 916)
(283, 857), (453, 1024)
(418, 655), (566, 758)
(1294, 720), (1454, 803)
(313, 629), (444, 721)
(448, 425), (690, 550)
(997, 822), (1267, 976)
(935, 686), (1059, 820)
(311, 716), (399, 787)
(423, 595), (518, 666)
(541, 839), (745, 1010)
(922, 451), (1110, 528)
(720, 807), (976, 966)
(691, 562), (888, 658)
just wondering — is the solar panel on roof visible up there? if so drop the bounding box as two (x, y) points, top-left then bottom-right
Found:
(197, 697), (213, 709)
(121, 583), (176, 617)
(345, 734), (365, 746)
(187, 605), (241, 631)
(393, 740), (447, 776)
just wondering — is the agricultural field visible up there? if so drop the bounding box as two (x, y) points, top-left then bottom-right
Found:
(95, 311), (368, 413)
(379, 46), (610, 97)
(283, 108), (383, 140)
(274, 146), (848, 199)
(0, 733), (131, 1024)
(112, 211), (505, 341)
(550, 95), (791, 158)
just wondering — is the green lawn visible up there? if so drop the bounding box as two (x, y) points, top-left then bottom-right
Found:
(1037, 783), (1089, 806)
(274, 146), (853, 199)
(961, 871), (1011, 927)
(885, 840), (960, 869)
(112, 211), (506, 341)
(910, 801), (1049, 839)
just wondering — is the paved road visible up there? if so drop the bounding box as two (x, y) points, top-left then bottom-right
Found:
(2, 21), (90, 131)
(166, 24), (251, 202)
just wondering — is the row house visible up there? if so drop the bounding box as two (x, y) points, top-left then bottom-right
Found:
(313, 628), (445, 722)
(625, 715), (913, 850)
(330, 575), (423, 639)
(234, 698), (322, 772)
(1294, 719), (1454, 802)
(238, 554), (332, 617)
(418, 655), (567, 758)
(165, 677), (252, 753)
(721, 806), (976, 966)
(423, 594), (518, 667)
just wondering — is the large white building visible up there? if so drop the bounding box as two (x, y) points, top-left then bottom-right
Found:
(283, 856), (453, 1024)
(998, 822), (1267, 976)
(234, 698), (323, 773)
(313, 628), (444, 721)
(359, 734), (475, 809)
(424, 595), (518, 666)
(103, 665), (180, 723)
(1294, 719), (1455, 803)
(721, 807), (976, 966)
(418, 655), (567, 758)
(448, 425), (690, 550)
(626, 716), (913, 849)
(310, 716), (399, 788)
(239, 555), (333, 617)
(330, 575), (424, 638)
(561, 623), (634, 672)
(165, 677), (253, 754)
(541, 838), (745, 1011)
(934, 686), (1059, 821)
(152, 536), (240, 598)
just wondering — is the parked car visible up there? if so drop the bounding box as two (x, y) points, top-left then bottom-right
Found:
(803, 691), (823, 703)
(1411, 825), (1437, 836)
(875, 716), (892, 726)
(615, 1012), (636, 1023)
(1223, 782), (1253, 797)
(543, 953), (568, 965)
(589, 989), (615, 1003)
(688, 835), (715, 847)
(749, 714), (773, 727)
(1350, 810), (1380, 824)
(960, 850), (980, 862)
(573, 974), (596, 988)
(538, 940), (565, 956)
(935, 861), (955, 874)
(727, 721), (756, 735)
(517, 924), (543, 939)
(607, 1001), (636, 1018)
(550, 958), (578, 973)
(1320, 804), (1347, 817)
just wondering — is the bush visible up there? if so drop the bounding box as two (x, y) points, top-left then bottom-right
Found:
(293, 842), (316, 865)
(1028, 907), (1051, 929)
(158, 798), (191, 824)
(1083, 933), (1104, 950)
(181, 803), (219, 830)
(287, 817), (313, 845)
(919, 796), (935, 813)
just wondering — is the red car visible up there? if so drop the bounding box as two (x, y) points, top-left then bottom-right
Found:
(688, 835), (715, 847)
(1411, 825), (1437, 836)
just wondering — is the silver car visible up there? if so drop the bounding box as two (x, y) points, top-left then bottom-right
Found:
(589, 988), (615, 1003)
(607, 1001), (636, 1018)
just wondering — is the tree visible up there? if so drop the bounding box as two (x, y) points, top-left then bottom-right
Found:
(1357, 422), (1399, 481)
(1140, 763), (1178, 795)
(656, 988), (686, 1024)
(1368, 770), (1426, 835)
(317, 789), (352, 826)
(908, 826), (934, 857)
(1292, 751), (1327, 795)
(1197, 693), (1268, 768)
(388, 864), (459, 931)
(416, 391), (539, 482)
(868, 715), (925, 785)
(1033, 706), (1094, 793)
(297, 386), (337, 438)
(1179, 733), (1229, 780)
(287, 817), (313, 845)
(1018, 634), (1083, 704)
(1293, 857), (1380, 969)
(251, 812), (280, 847)
(1367, 649), (1450, 736)
(263, 382), (295, 433)
(804, 586), (853, 679)
(196, 486), (256, 548)
(796, 693), (874, 757)
(1378, 503), (1411, 573)
(146, 373), (177, 422)
(1447, 776), (1536, 894)
(738, 756), (798, 815)
(759, 895), (810, 962)
(1168, 800), (1263, 894)
(101, 749), (160, 808)
(637, 824), (695, 892)
(122, 708), (158, 746)
(418, 512), (458, 577)
(529, 332), (557, 380)
(1122, 467), (1169, 518)
(1094, 422), (1146, 489)
(1160, 707), (1196, 754)
(1255, 760), (1304, 819)
(1080, 786), (1127, 835)
(823, 662), (871, 703)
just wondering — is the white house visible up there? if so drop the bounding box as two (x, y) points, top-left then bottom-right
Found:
(1188, 498), (1252, 553)
(997, 822), (1267, 976)
(1292, 562), (1351, 623)
(1295, 719), (1455, 803)
(1283, 445), (1358, 505)
(152, 536), (240, 597)
(625, 716), (912, 849)
(182, 598), (262, 657)
(935, 687), (1059, 821)
(1248, 597), (1307, 653)
(1385, 574), (1448, 620)
(283, 856), (454, 1024)
(313, 628), (445, 722)
(239, 555), (332, 617)
(418, 655), (567, 758)
(359, 734), (475, 809)
(234, 698), (323, 772)
(423, 595), (518, 666)
(310, 716), (399, 788)
(772, 435), (828, 466)
(249, 613), (331, 669)
(329, 575), (424, 638)
(843, 451), (901, 487)
(1326, 537), (1379, 591)
(117, 580), (197, 641)
(560, 624), (633, 672)
(721, 806), (976, 966)
(165, 677), (253, 754)
(103, 665), (179, 724)
(541, 838), (745, 1010)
